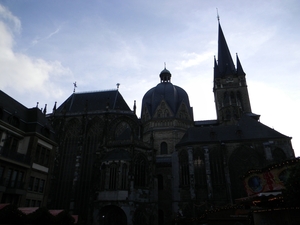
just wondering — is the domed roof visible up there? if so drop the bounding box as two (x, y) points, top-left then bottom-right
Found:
(160, 68), (171, 82)
(142, 68), (192, 119)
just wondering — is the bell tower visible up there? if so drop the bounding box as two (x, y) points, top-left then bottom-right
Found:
(213, 22), (253, 124)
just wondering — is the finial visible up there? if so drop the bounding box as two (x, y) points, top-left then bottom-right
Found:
(73, 82), (77, 93)
(43, 104), (47, 115)
(36, 102), (39, 108)
(164, 62), (166, 69)
(52, 101), (57, 114)
(216, 8), (220, 22)
(116, 83), (120, 89)
(133, 100), (136, 114)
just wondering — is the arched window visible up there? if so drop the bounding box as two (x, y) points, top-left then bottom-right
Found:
(160, 142), (168, 155)
(157, 174), (163, 190)
(164, 109), (169, 117)
(194, 152), (206, 187)
(210, 149), (225, 186)
(223, 91), (229, 105)
(157, 110), (162, 118)
(100, 163), (106, 190)
(236, 91), (244, 110)
(179, 150), (190, 186)
(121, 164), (128, 189)
(230, 91), (236, 104)
(115, 122), (131, 140)
(109, 163), (118, 190)
(134, 155), (147, 187)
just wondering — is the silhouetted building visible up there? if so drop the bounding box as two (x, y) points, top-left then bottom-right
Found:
(48, 21), (295, 225)
(0, 91), (56, 208)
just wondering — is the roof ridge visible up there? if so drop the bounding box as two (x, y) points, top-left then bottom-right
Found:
(74, 89), (118, 95)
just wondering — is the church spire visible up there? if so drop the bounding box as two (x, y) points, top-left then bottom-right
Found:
(213, 21), (253, 124)
(217, 23), (235, 77)
(236, 53), (246, 76)
(214, 55), (221, 79)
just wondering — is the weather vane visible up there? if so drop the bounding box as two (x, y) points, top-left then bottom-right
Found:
(73, 81), (77, 93)
(216, 8), (220, 22)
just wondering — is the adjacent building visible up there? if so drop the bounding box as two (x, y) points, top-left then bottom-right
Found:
(0, 91), (56, 208)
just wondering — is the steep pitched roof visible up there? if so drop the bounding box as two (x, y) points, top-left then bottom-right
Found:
(177, 114), (290, 146)
(236, 53), (246, 76)
(217, 22), (236, 77)
(55, 90), (132, 114)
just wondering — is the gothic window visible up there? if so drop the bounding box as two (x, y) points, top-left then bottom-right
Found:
(134, 155), (148, 187)
(236, 91), (244, 110)
(100, 163), (106, 190)
(194, 152), (206, 187)
(229, 146), (263, 199)
(109, 163), (117, 190)
(230, 91), (236, 104)
(115, 122), (131, 140)
(157, 174), (163, 190)
(160, 142), (168, 155)
(210, 150), (225, 186)
(223, 91), (229, 105)
(157, 110), (162, 118)
(121, 164), (128, 190)
(225, 109), (231, 120)
(179, 150), (190, 186)
(164, 109), (169, 117)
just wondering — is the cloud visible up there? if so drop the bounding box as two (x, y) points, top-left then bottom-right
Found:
(0, 4), (21, 33)
(175, 51), (213, 70)
(0, 5), (73, 107)
(29, 25), (62, 49)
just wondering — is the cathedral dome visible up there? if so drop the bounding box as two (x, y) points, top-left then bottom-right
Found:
(141, 68), (192, 120)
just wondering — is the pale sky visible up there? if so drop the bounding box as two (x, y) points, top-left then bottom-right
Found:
(0, 0), (299, 156)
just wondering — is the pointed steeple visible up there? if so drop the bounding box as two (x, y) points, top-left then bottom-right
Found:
(214, 55), (221, 79)
(236, 53), (246, 76)
(217, 22), (235, 77)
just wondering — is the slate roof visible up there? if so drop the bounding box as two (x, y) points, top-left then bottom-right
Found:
(217, 22), (236, 77)
(214, 22), (246, 79)
(142, 82), (192, 118)
(0, 90), (55, 139)
(55, 90), (132, 114)
(177, 114), (290, 146)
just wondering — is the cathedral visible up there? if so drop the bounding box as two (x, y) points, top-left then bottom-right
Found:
(48, 22), (295, 225)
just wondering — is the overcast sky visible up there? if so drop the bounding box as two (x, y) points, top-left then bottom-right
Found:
(0, 0), (299, 156)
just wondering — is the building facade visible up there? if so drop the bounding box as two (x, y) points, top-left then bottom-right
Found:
(24, 21), (297, 225)
(0, 91), (56, 208)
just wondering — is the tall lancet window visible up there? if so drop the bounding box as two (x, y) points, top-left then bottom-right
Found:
(100, 163), (106, 191)
(121, 164), (128, 190)
(134, 155), (148, 187)
(109, 163), (117, 190)
(194, 152), (206, 187)
(179, 150), (190, 186)
(160, 142), (168, 155)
